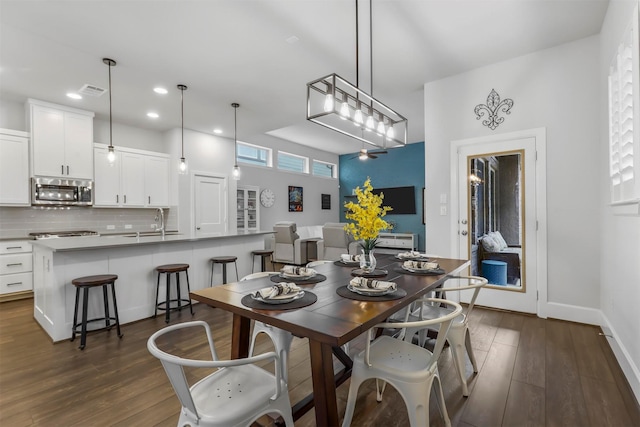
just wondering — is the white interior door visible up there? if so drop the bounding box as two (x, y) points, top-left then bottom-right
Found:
(194, 174), (227, 237)
(455, 136), (540, 314)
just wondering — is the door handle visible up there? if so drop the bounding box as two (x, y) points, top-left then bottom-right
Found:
(460, 230), (468, 236)
(196, 227), (201, 230)
(461, 219), (468, 224)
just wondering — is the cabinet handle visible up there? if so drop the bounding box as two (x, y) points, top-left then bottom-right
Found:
(6, 263), (23, 267)
(61, 165), (64, 174)
(124, 195), (127, 204)
(116, 195), (119, 204)
(66, 165), (69, 175)
(7, 282), (23, 286)
(6, 246), (22, 250)
(148, 196), (151, 204)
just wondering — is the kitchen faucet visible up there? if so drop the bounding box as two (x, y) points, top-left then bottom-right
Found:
(154, 208), (165, 237)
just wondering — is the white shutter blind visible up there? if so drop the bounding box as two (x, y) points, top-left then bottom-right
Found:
(609, 8), (639, 203)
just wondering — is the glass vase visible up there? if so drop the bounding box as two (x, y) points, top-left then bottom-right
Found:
(359, 249), (377, 273)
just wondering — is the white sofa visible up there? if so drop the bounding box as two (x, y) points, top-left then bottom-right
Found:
(316, 223), (360, 261)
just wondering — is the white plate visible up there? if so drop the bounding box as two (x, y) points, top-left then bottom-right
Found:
(251, 290), (305, 305)
(280, 271), (316, 279)
(340, 260), (360, 265)
(347, 284), (395, 296)
(401, 265), (439, 273)
(396, 254), (429, 261)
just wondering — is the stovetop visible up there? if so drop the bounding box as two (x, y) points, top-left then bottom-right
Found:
(28, 230), (100, 240)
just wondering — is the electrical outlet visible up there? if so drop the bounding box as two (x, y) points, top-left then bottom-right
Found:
(440, 193), (447, 204)
(106, 225), (115, 230)
(124, 224), (132, 229)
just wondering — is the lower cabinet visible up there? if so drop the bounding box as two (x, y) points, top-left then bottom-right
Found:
(94, 143), (169, 208)
(0, 240), (33, 301)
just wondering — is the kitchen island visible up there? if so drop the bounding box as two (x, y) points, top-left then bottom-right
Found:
(31, 231), (272, 342)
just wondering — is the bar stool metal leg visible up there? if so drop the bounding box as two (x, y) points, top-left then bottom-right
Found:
(110, 281), (123, 338)
(71, 286), (80, 342)
(165, 272), (171, 324)
(102, 284), (110, 329)
(184, 270), (194, 315)
(80, 287), (89, 350)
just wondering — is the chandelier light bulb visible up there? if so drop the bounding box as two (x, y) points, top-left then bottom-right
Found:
(376, 119), (386, 135)
(323, 94), (334, 112)
(340, 100), (350, 119)
(365, 115), (375, 131)
(353, 108), (364, 126)
(386, 124), (395, 140)
(107, 145), (116, 164)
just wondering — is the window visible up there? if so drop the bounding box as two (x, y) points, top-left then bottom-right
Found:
(312, 160), (336, 178)
(277, 151), (308, 173)
(237, 141), (271, 167)
(608, 5), (640, 204)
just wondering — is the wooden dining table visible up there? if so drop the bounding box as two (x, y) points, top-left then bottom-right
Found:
(190, 253), (470, 427)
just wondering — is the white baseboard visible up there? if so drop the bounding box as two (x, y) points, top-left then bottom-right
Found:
(600, 313), (640, 403)
(545, 301), (601, 325)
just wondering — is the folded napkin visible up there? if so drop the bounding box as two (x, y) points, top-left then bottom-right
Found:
(349, 276), (397, 291)
(341, 254), (361, 262)
(281, 265), (315, 276)
(398, 250), (426, 258)
(403, 260), (439, 270)
(254, 282), (301, 299)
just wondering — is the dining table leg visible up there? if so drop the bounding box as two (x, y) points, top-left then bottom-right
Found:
(308, 339), (340, 427)
(231, 314), (251, 359)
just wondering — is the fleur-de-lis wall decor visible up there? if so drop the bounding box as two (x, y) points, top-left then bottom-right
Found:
(474, 89), (514, 130)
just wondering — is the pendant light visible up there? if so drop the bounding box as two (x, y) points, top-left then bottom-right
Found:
(177, 84), (188, 174)
(103, 58), (117, 165)
(231, 103), (241, 180)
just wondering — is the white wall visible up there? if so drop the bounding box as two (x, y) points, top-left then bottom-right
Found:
(425, 35), (601, 310)
(598, 0), (640, 400)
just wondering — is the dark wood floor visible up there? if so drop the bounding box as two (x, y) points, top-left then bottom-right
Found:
(1, 298), (638, 426)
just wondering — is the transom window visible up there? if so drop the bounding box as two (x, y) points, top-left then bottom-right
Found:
(277, 151), (308, 173)
(312, 160), (337, 178)
(237, 141), (271, 167)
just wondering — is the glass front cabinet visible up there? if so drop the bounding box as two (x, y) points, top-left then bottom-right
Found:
(237, 185), (259, 232)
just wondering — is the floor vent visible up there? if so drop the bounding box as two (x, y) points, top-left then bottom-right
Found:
(78, 84), (107, 97)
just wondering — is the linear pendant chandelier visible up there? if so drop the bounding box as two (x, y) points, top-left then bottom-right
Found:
(306, 0), (407, 149)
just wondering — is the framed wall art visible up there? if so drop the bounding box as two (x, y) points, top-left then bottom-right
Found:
(321, 193), (331, 210)
(288, 186), (303, 212)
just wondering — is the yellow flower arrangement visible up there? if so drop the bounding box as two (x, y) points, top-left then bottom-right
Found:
(344, 178), (392, 252)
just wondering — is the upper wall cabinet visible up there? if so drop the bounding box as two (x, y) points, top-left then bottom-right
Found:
(0, 129), (30, 206)
(94, 144), (169, 208)
(27, 99), (94, 180)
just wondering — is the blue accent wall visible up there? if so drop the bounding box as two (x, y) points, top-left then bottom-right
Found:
(339, 142), (425, 250)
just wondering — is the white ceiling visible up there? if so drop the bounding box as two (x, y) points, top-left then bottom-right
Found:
(0, 0), (609, 155)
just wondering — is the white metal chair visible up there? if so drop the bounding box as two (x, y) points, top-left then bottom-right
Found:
(408, 275), (488, 396)
(341, 298), (463, 427)
(241, 272), (294, 384)
(147, 320), (294, 427)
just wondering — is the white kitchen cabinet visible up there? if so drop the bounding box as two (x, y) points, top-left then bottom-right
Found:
(0, 240), (33, 300)
(27, 99), (94, 180)
(93, 143), (169, 208)
(237, 185), (259, 232)
(0, 129), (30, 206)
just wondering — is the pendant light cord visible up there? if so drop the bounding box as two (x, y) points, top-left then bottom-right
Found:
(178, 84), (188, 158)
(108, 63), (113, 148)
(232, 103), (239, 166)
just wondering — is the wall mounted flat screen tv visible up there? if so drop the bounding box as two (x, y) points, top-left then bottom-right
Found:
(373, 186), (416, 214)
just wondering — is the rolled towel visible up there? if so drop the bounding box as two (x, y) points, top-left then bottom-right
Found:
(254, 282), (301, 299)
(341, 254), (361, 262)
(403, 260), (439, 270)
(281, 265), (315, 276)
(398, 250), (425, 258)
(349, 276), (397, 291)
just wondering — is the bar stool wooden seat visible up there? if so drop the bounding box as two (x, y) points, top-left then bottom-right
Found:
(210, 256), (239, 285)
(154, 263), (193, 324)
(71, 274), (122, 350)
(251, 249), (274, 273)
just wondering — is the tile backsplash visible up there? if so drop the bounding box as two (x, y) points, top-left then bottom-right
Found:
(0, 206), (178, 239)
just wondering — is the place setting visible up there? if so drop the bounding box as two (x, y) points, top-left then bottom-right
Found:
(395, 250), (432, 261)
(241, 282), (318, 310)
(333, 253), (361, 267)
(394, 260), (446, 276)
(336, 276), (406, 301)
(270, 265), (326, 284)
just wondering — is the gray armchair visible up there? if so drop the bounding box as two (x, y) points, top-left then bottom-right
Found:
(316, 223), (360, 261)
(271, 222), (308, 265)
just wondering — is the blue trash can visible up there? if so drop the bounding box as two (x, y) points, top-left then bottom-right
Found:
(482, 260), (507, 285)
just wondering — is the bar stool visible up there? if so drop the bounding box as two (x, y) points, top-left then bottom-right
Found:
(210, 256), (239, 285)
(251, 249), (274, 273)
(71, 274), (122, 350)
(154, 263), (194, 323)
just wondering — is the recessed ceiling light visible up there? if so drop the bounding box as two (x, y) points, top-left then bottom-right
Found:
(213, 128), (223, 134)
(66, 92), (82, 100)
(147, 112), (159, 118)
(153, 87), (168, 94)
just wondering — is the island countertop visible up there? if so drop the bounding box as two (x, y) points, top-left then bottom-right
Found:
(30, 230), (274, 252)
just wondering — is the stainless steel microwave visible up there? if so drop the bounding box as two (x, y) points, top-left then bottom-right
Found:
(31, 177), (93, 206)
